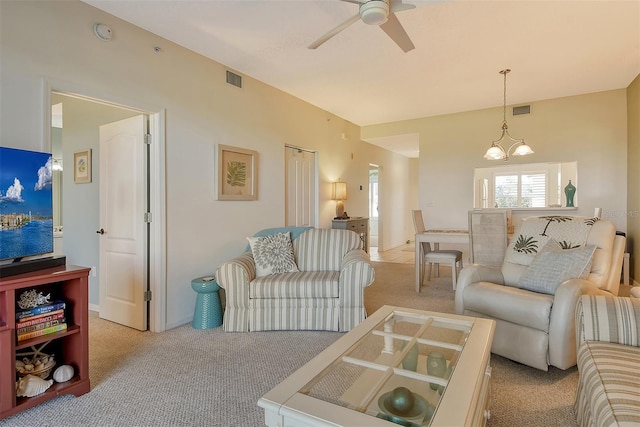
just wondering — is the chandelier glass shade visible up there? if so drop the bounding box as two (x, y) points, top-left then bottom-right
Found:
(484, 69), (534, 161)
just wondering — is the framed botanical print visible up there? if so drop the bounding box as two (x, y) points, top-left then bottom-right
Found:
(73, 149), (92, 183)
(217, 144), (258, 201)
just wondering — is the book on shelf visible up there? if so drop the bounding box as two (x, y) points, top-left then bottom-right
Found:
(16, 310), (65, 328)
(17, 318), (66, 335)
(17, 323), (67, 342)
(16, 301), (66, 320)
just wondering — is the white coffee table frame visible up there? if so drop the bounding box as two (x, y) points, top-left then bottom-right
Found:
(258, 305), (495, 427)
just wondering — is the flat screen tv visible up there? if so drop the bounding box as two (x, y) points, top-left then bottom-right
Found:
(0, 146), (54, 263)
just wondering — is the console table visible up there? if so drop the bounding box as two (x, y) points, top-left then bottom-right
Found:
(332, 217), (369, 253)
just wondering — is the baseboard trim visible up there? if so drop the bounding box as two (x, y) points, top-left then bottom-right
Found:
(166, 316), (192, 330)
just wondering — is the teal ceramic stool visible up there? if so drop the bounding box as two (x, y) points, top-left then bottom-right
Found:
(191, 276), (223, 329)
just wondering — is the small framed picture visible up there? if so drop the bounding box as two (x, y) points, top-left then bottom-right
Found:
(217, 144), (258, 201)
(73, 149), (92, 183)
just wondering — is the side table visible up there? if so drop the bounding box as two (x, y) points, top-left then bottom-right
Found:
(191, 276), (223, 329)
(332, 217), (369, 253)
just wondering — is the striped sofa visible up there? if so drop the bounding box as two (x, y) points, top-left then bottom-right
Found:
(215, 227), (375, 332)
(575, 295), (640, 426)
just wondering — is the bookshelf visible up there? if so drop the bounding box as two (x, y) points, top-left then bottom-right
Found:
(0, 265), (90, 419)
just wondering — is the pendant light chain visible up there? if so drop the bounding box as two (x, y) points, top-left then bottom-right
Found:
(501, 69), (510, 129)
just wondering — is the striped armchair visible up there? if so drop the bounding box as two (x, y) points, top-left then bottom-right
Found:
(216, 228), (375, 332)
(575, 295), (640, 426)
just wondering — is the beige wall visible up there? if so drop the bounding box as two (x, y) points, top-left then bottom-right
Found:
(363, 89), (629, 259)
(0, 0), (414, 328)
(628, 74), (640, 285)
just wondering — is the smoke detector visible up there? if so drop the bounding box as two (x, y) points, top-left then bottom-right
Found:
(93, 23), (112, 41)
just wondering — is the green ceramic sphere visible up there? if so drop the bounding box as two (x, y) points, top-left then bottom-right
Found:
(389, 387), (415, 414)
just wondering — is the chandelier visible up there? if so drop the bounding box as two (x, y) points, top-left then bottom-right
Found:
(484, 69), (534, 161)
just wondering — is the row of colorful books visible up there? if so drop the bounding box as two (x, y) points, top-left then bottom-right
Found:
(16, 301), (67, 342)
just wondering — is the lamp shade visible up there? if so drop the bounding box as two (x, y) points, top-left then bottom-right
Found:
(332, 182), (347, 200)
(512, 143), (534, 156)
(484, 146), (505, 160)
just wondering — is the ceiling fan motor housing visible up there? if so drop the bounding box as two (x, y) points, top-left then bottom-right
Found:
(360, 0), (390, 25)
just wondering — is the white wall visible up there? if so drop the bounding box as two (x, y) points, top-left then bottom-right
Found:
(0, 0), (414, 329)
(363, 89), (629, 255)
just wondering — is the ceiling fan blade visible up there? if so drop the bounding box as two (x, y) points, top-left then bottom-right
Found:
(308, 14), (360, 49)
(379, 12), (415, 52)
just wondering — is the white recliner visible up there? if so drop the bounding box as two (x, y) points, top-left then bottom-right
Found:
(455, 216), (626, 371)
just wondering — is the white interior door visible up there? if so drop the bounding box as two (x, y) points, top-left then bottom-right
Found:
(285, 146), (316, 227)
(98, 115), (148, 331)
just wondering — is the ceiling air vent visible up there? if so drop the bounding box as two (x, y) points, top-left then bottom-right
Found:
(226, 70), (242, 88)
(512, 105), (531, 116)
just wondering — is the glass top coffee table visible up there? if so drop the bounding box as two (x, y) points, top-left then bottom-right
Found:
(258, 305), (495, 427)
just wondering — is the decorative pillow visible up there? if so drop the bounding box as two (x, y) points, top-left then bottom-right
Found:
(517, 239), (596, 295)
(247, 232), (299, 277)
(505, 216), (597, 266)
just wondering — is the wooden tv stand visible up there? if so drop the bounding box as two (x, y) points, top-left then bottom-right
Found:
(0, 265), (90, 419)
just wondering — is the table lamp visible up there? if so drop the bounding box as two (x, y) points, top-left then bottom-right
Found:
(332, 181), (347, 219)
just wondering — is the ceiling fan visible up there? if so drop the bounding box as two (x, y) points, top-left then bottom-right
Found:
(309, 0), (416, 52)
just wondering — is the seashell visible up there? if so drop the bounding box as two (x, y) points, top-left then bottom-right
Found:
(16, 374), (53, 397)
(53, 365), (74, 383)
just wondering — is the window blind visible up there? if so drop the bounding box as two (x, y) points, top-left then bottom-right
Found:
(494, 172), (547, 208)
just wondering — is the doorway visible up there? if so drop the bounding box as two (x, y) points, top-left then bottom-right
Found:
(50, 91), (166, 332)
(369, 164), (380, 249)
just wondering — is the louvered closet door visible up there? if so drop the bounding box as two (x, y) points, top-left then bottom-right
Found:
(285, 146), (316, 227)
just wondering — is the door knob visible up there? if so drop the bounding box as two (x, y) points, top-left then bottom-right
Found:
(96, 228), (105, 235)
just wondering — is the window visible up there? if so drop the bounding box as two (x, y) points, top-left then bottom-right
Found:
(495, 172), (547, 208)
(473, 161), (577, 209)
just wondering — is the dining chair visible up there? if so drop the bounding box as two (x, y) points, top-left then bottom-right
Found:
(468, 209), (509, 266)
(412, 210), (463, 290)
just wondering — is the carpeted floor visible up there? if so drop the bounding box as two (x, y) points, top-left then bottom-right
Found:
(0, 262), (580, 426)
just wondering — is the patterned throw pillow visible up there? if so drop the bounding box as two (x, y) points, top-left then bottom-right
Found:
(517, 239), (596, 295)
(505, 216), (597, 266)
(247, 232), (299, 277)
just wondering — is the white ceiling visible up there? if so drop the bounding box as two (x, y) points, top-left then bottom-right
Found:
(83, 0), (640, 157)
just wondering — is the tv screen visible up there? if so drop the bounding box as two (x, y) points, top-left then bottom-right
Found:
(0, 147), (54, 262)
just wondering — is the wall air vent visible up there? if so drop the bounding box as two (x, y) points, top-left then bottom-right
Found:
(226, 70), (242, 88)
(512, 105), (531, 116)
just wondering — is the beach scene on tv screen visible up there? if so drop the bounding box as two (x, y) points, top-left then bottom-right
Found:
(0, 148), (54, 260)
